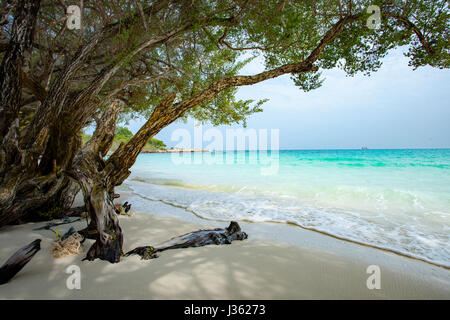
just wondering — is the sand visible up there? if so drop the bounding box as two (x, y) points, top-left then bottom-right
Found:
(0, 193), (449, 299)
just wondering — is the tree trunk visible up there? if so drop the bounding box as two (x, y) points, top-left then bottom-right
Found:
(0, 0), (43, 226)
(69, 100), (124, 263)
(0, 128), (81, 227)
(0, 175), (80, 226)
(77, 171), (123, 263)
(0, 0), (41, 140)
(0, 0), (77, 226)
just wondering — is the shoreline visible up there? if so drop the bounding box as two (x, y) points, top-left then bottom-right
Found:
(0, 192), (449, 299)
(122, 188), (450, 271)
(120, 182), (450, 270)
(135, 193), (450, 270)
(106, 149), (210, 156)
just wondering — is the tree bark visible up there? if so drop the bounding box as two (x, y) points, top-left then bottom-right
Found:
(0, 0), (41, 140)
(0, 126), (81, 226)
(0, 1), (76, 227)
(0, 0), (41, 199)
(69, 100), (124, 263)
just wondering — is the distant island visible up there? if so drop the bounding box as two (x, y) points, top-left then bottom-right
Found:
(82, 126), (208, 154)
(142, 147), (210, 154)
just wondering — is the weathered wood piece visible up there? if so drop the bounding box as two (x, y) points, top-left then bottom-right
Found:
(125, 221), (248, 260)
(0, 239), (41, 284)
(114, 201), (131, 215)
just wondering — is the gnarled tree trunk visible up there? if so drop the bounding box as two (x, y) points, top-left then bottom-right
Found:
(0, 0), (70, 227)
(0, 0), (41, 140)
(69, 100), (124, 263)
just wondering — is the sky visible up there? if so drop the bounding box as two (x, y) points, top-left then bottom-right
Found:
(126, 46), (450, 150)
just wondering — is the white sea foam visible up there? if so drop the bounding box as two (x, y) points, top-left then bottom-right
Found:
(123, 150), (450, 267)
(125, 178), (450, 268)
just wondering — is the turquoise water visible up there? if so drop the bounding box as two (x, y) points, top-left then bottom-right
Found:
(124, 149), (450, 267)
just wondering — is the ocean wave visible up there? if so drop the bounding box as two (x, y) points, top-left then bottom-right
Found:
(124, 179), (450, 268)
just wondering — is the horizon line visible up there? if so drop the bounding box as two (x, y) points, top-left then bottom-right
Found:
(166, 147), (450, 151)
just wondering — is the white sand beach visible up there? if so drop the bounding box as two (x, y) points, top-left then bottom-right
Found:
(0, 193), (449, 300)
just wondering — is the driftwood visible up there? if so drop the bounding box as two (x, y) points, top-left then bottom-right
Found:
(0, 239), (41, 285)
(125, 221), (248, 260)
(114, 202), (132, 215)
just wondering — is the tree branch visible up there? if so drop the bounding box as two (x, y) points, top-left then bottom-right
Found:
(104, 14), (360, 186)
(384, 12), (435, 55)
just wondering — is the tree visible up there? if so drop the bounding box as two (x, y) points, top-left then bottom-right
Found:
(0, 0), (448, 262)
(114, 126), (133, 142)
(148, 138), (166, 149)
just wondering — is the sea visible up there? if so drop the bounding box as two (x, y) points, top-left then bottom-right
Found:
(122, 149), (450, 268)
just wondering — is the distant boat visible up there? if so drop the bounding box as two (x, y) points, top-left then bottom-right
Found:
(361, 147), (369, 150)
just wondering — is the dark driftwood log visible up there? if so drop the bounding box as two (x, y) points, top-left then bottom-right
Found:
(125, 222), (248, 260)
(0, 239), (41, 285)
